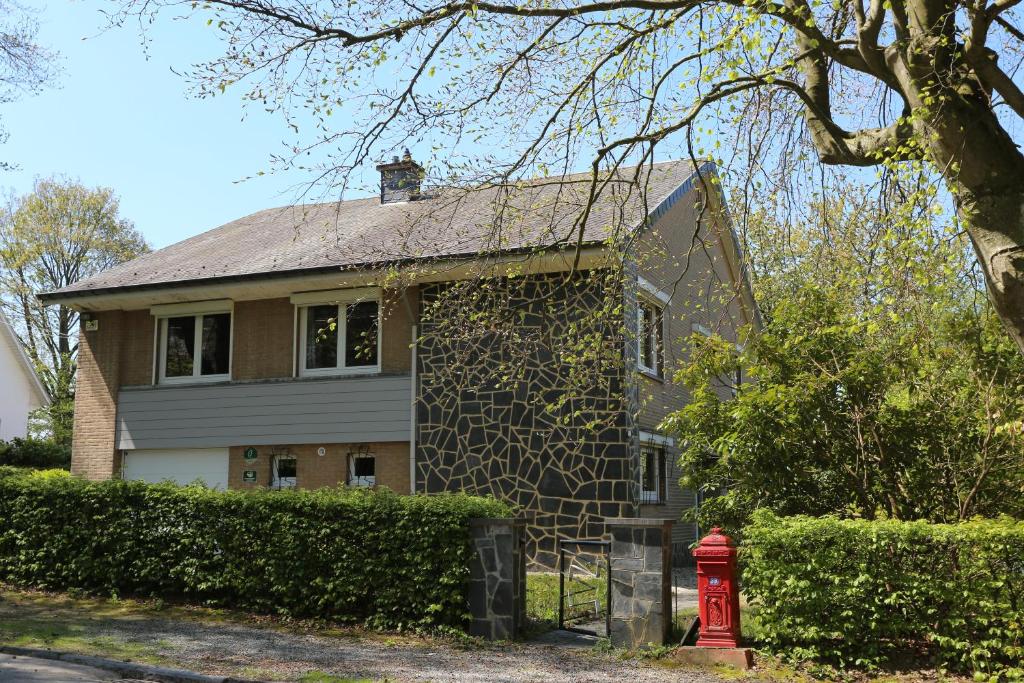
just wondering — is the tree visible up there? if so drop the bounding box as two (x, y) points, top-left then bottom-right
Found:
(113, 0), (1024, 352)
(0, 2), (58, 170)
(0, 179), (148, 444)
(663, 187), (1024, 532)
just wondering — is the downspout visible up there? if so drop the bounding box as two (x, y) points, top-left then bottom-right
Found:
(409, 322), (418, 494)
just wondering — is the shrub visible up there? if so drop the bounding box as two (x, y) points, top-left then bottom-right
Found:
(742, 511), (1024, 679)
(0, 438), (71, 469)
(0, 467), (510, 630)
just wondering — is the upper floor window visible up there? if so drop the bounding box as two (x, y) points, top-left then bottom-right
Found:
(156, 306), (232, 384)
(296, 292), (380, 377)
(637, 298), (663, 377)
(636, 276), (668, 378)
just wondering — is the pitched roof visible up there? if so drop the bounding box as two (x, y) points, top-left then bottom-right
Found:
(42, 160), (698, 301)
(0, 310), (50, 408)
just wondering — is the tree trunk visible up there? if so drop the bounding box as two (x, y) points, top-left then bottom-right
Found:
(956, 187), (1024, 355)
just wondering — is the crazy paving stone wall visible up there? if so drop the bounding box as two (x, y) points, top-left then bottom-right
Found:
(416, 270), (637, 568)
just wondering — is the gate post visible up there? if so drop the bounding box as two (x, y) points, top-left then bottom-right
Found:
(607, 518), (674, 648)
(467, 518), (526, 640)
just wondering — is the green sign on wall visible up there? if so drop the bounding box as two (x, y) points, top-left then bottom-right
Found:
(243, 447), (258, 461)
(243, 470), (257, 483)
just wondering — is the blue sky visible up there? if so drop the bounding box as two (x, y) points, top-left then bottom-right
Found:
(2, 2), (370, 249)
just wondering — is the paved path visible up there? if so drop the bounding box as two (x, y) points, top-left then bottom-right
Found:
(0, 655), (117, 683)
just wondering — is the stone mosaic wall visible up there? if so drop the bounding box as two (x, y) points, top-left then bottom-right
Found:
(416, 271), (637, 568)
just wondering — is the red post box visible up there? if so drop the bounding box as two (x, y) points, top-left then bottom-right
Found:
(692, 527), (742, 648)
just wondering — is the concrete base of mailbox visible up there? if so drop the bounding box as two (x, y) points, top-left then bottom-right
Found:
(671, 646), (754, 670)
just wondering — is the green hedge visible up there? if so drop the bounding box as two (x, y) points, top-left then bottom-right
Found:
(0, 438), (71, 469)
(0, 467), (510, 630)
(742, 511), (1024, 679)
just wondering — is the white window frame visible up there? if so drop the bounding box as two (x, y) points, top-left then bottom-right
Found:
(152, 301), (234, 385)
(639, 431), (674, 505)
(636, 277), (669, 378)
(272, 454), (297, 490)
(348, 454), (376, 488)
(636, 297), (665, 378)
(293, 288), (382, 378)
(640, 443), (665, 504)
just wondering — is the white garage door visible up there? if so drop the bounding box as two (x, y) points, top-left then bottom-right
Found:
(123, 448), (230, 489)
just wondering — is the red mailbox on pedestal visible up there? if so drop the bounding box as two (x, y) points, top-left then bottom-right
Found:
(692, 527), (742, 648)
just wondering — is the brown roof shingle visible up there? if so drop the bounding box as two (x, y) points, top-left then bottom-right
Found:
(43, 160), (697, 299)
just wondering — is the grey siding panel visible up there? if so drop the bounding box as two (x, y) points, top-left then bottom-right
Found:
(117, 375), (412, 449)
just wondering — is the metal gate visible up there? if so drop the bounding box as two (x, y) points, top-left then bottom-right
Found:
(557, 539), (611, 637)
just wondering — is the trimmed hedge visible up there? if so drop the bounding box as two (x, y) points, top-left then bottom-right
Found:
(0, 467), (510, 630)
(742, 511), (1024, 679)
(0, 438), (71, 469)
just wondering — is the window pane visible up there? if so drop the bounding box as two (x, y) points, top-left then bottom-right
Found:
(201, 313), (231, 376)
(345, 301), (379, 367)
(641, 447), (657, 493)
(639, 303), (657, 370)
(305, 305), (339, 369)
(353, 457), (375, 477)
(277, 458), (297, 478)
(164, 316), (195, 377)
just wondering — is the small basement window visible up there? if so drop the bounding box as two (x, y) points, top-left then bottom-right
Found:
(348, 454), (376, 487)
(272, 455), (297, 490)
(158, 311), (232, 384)
(640, 444), (667, 504)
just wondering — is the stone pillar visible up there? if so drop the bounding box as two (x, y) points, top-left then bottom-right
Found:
(607, 518), (674, 648)
(467, 518), (526, 640)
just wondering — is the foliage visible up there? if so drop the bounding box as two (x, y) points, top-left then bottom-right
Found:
(0, 2), (58, 170)
(0, 467), (510, 631)
(0, 179), (148, 444)
(742, 511), (1024, 680)
(113, 0), (1024, 352)
(0, 438), (70, 470)
(665, 192), (1024, 533)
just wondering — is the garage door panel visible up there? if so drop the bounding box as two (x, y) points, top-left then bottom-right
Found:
(123, 448), (229, 489)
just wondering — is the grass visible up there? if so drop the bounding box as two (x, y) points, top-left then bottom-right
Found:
(526, 571), (609, 633)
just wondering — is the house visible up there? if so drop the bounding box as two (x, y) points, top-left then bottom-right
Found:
(40, 157), (758, 567)
(0, 311), (49, 441)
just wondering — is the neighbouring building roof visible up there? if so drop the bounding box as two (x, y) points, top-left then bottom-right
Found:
(41, 160), (700, 301)
(0, 310), (50, 408)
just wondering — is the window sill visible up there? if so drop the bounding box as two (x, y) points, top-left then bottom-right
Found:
(158, 374), (231, 386)
(638, 368), (664, 383)
(298, 366), (383, 379)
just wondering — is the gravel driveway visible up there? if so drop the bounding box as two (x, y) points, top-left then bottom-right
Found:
(0, 589), (719, 683)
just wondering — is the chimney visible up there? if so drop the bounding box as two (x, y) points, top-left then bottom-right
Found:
(375, 149), (424, 204)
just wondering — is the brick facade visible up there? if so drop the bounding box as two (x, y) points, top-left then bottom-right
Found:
(70, 311), (122, 480)
(232, 298), (295, 381)
(228, 441), (410, 492)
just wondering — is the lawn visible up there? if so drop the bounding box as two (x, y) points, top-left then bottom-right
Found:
(526, 572), (609, 631)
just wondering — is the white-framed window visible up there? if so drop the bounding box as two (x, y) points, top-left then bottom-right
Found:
(348, 454), (376, 487)
(272, 454), (297, 490)
(153, 302), (233, 384)
(637, 298), (664, 377)
(640, 443), (667, 504)
(294, 289), (381, 377)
